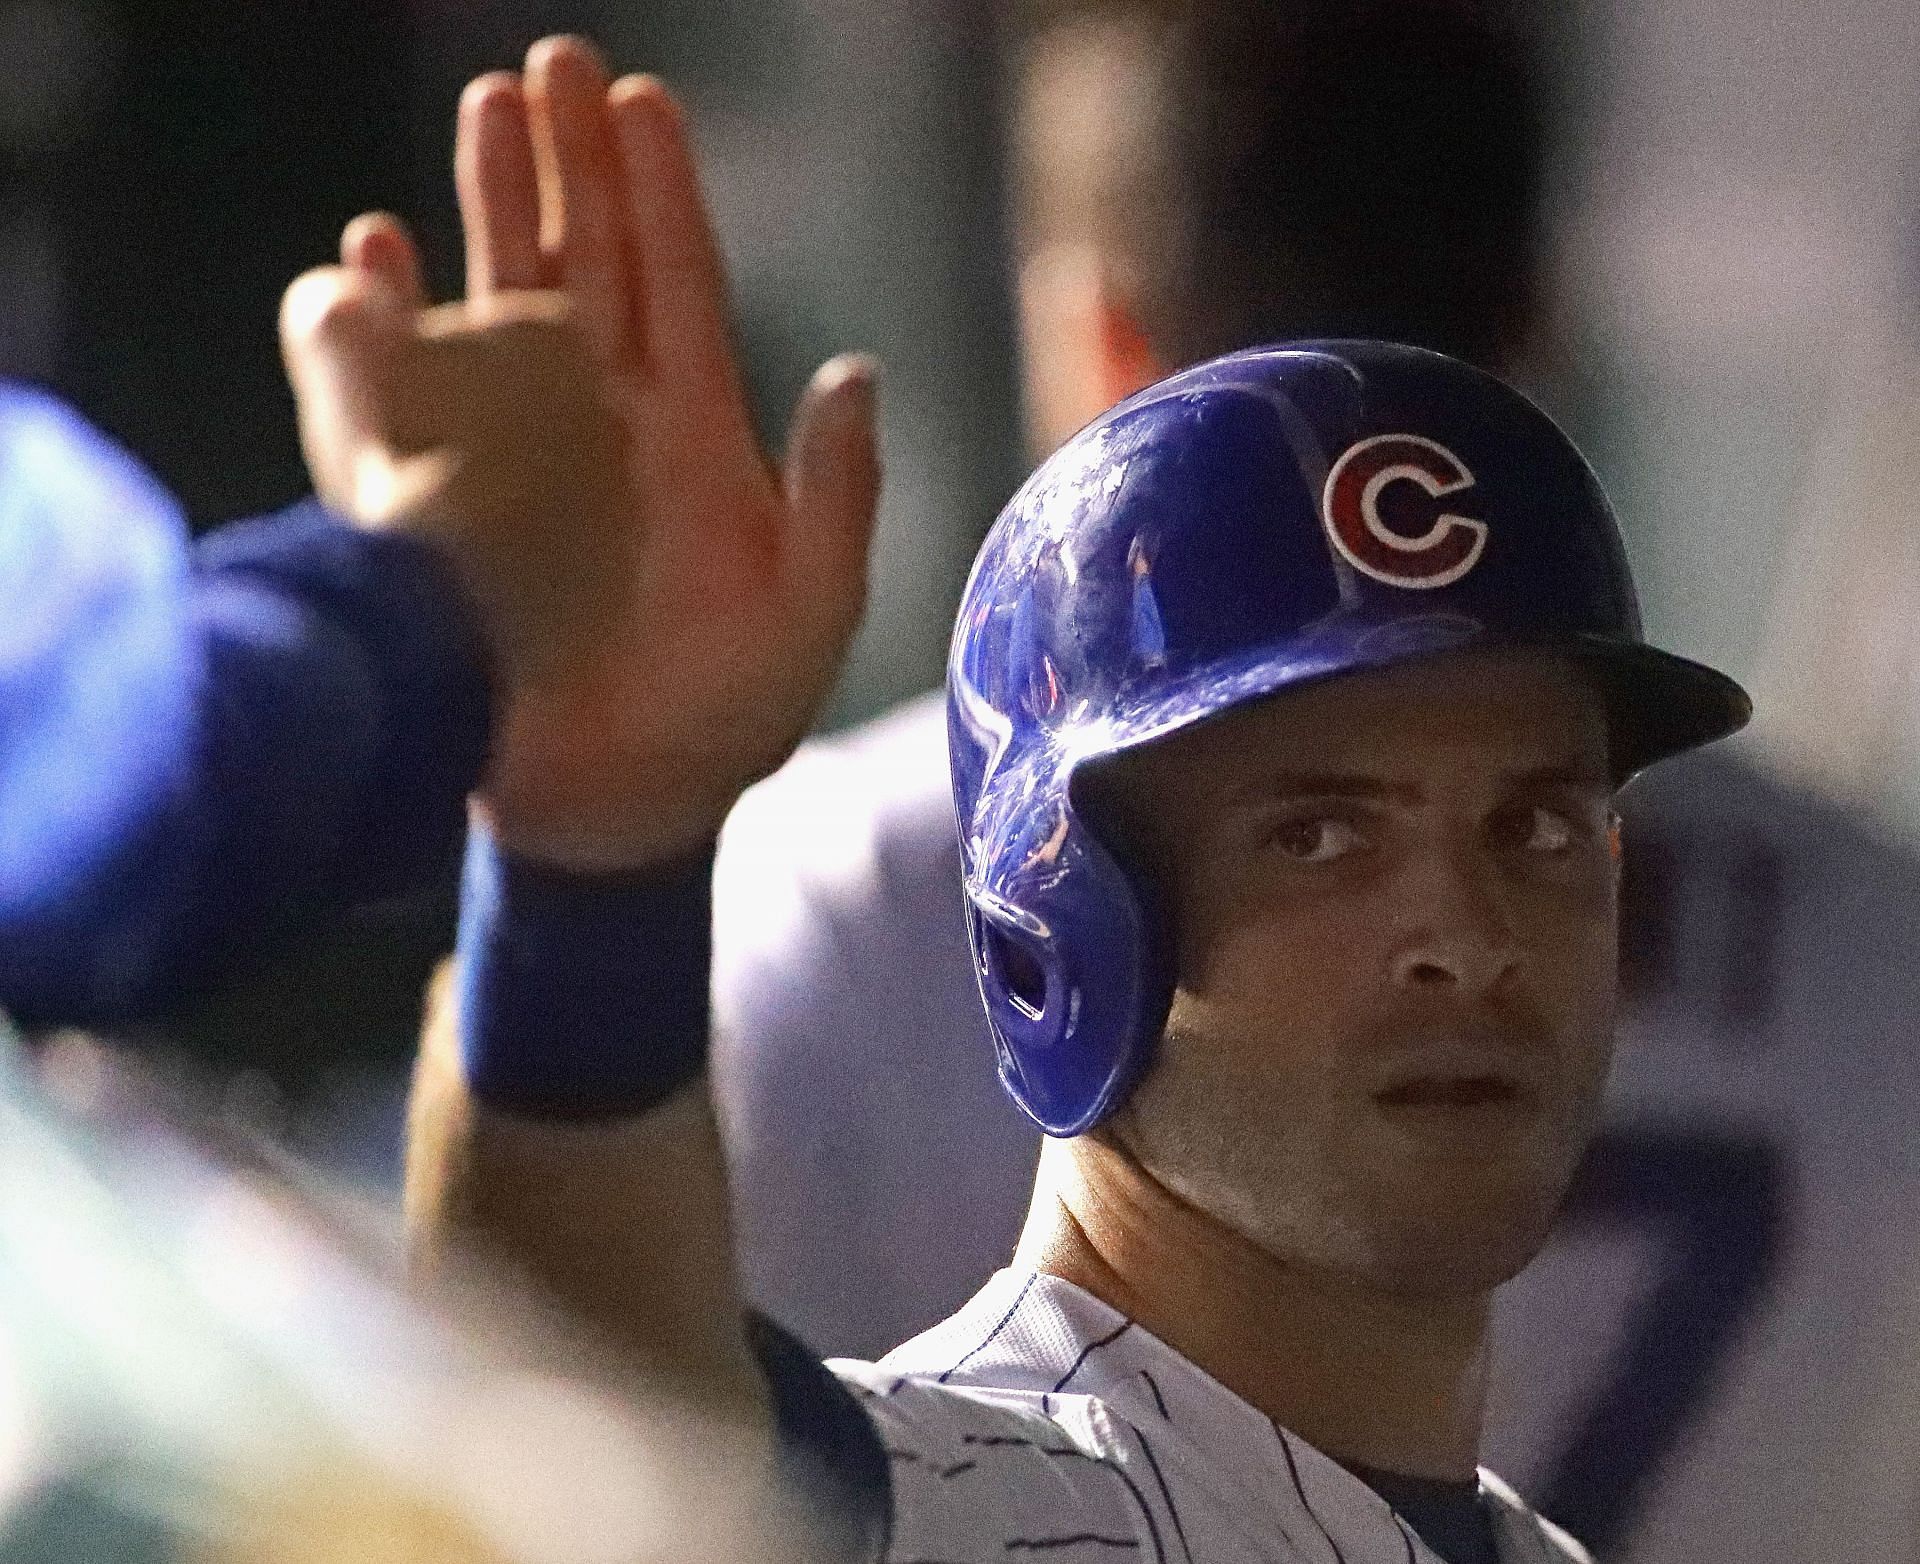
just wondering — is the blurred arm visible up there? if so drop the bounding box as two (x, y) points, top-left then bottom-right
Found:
(404, 829), (758, 1410)
(403, 839), (889, 1555)
(406, 966), (756, 1409)
(0, 388), (492, 1026)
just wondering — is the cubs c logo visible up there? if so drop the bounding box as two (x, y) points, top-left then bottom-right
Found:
(1321, 433), (1486, 589)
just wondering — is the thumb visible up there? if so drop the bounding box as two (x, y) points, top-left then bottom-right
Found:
(783, 353), (882, 617)
(279, 264), (417, 509)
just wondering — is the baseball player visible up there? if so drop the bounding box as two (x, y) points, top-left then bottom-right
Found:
(293, 37), (1751, 1564)
(712, 0), (1552, 1362)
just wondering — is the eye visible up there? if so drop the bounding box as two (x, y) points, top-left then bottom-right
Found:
(1269, 816), (1366, 864)
(1497, 803), (1578, 855)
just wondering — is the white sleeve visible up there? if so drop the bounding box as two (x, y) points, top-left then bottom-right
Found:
(712, 695), (1040, 1360)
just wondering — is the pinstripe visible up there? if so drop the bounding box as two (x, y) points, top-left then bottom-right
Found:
(878, 1438), (896, 1564)
(1118, 1417), (1193, 1564)
(1136, 1370), (1171, 1422)
(1051, 1319), (1135, 1393)
(939, 1273), (1039, 1384)
(1277, 1426), (1349, 1564)
(1042, 1446), (1167, 1564)
(931, 1433), (1167, 1564)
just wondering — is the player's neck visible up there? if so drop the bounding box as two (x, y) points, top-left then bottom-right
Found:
(1017, 1133), (1490, 1482)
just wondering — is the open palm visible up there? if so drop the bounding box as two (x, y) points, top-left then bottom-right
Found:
(312, 38), (879, 870)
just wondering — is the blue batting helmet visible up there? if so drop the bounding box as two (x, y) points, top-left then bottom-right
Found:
(948, 340), (1750, 1136)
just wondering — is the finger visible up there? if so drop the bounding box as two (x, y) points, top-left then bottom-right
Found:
(783, 353), (882, 622)
(279, 265), (417, 509)
(606, 74), (751, 425)
(340, 211), (428, 310)
(525, 35), (629, 364)
(455, 72), (543, 297)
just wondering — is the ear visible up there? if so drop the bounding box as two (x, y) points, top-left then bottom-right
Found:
(1017, 242), (1166, 454)
(1092, 288), (1159, 411)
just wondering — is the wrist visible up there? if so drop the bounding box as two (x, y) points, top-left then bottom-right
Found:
(453, 818), (715, 1118)
(472, 798), (727, 875)
(475, 739), (752, 873)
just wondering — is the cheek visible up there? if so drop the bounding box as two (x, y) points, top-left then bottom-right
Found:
(1523, 883), (1621, 1069)
(1175, 891), (1379, 1044)
(1532, 875), (1619, 985)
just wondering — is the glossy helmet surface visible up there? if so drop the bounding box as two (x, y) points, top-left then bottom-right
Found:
(947, 340), (1750, 1135)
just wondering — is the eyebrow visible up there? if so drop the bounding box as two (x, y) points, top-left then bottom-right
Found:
(1230, 773), (1421, 808)
(1229, 762), (1611, 809)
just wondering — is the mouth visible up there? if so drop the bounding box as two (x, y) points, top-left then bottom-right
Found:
(1373, 1075), (1524, 1110)
(1368, 1036), (1542, 1118)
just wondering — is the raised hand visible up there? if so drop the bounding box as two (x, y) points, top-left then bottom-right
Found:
(281, 37), (880, 871)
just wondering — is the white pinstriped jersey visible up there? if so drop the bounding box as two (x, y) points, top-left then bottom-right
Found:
(829, 1269), (1589, 1564)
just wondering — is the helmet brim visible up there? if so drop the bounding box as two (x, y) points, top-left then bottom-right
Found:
(1079, 623), (1751, 791)
(1562, 636), (1752, 781)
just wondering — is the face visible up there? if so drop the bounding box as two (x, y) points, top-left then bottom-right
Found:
(1086, 652), (1618, 1298)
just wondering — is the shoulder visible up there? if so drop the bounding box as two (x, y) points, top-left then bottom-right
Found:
(0, 381), (188, 679)
(829, 1359), (1171, 1564)
(716, 692), (952, 896)
(724, 689), (948, 819)
(0, 383), (182, 533)
(0, 384), (199, 939)
(712, 690), (960, 1013)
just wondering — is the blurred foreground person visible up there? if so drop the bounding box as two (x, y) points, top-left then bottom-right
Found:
(709, 6), (1920, 1564)
(0, 1016), (791, 1564)
(344, 31), (1750, 1564)
(0, 381), (488, 1028)
(0, 289), (831, 1560)
(0, 376), (838, 1561)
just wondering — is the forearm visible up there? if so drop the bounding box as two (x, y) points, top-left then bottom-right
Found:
(403, 833), (769, 1423)
(408, 1012), (764, 1413)
(189, 504), (494, 914)
(406, 977), (892, 1557)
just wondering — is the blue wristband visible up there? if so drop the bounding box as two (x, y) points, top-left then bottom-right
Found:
(454, 824), (716, 1118)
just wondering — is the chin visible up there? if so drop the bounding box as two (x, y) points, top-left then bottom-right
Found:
(1349, 1111), (1598, 1292)
(1362, 1212), (1558, 1297)
(1341, 1168), (1575, 1298)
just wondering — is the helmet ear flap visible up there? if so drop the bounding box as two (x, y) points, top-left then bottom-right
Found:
(966, 897), (1075, 1124)
(963, 810), (1174, 1137)
(973, 911), (1052, 1023)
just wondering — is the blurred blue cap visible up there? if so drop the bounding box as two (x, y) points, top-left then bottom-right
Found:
(0, 384), (194, 917)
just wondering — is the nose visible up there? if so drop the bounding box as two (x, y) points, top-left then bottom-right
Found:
(1387, 848), (1522, 996)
